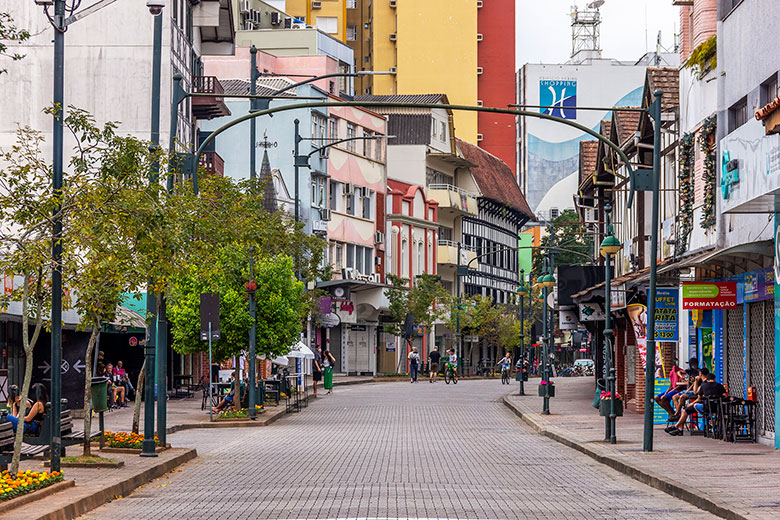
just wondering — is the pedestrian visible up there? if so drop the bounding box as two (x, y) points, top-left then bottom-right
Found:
(428, 346), (441, 383)
(312, 345), (323, 397)
(322, 348), (336, 394)
(408, 347), (420, 383)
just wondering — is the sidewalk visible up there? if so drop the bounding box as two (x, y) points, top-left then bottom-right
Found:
(101, 374), (375, 434)
(503, 377), (780, 520)
(1, 447), (196, 520)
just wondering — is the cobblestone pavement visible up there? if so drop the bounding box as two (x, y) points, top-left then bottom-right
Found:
(80, 380), (713, 519)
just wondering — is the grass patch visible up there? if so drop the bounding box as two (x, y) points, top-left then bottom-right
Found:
(61, 455), (117, 464)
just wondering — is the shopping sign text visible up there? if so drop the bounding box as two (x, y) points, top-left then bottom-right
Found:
(681, 282), (737, 309)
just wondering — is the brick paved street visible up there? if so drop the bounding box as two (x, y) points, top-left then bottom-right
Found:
(79, 380), (713, 519)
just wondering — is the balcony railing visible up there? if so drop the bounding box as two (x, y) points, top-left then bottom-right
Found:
(437, 239), (476, 251)
(199, 151), (225, 176)
(428, 183), (478, 198)
(427, 184), (479, 216)
(191, 76), (231, 120)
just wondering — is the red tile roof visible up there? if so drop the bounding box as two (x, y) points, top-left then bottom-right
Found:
(614, 109), (641, 145)
(646, 68), (680, 111)
(756, 95), (780, 121)
(455, 139), (535, 221)
(579, 141), (599, 176)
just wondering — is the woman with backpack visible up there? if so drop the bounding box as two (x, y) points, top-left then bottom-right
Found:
(408, 347), (421, 383)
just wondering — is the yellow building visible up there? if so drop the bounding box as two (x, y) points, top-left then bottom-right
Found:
(371, 0), (479, 142)
(285, 0), (348, 43)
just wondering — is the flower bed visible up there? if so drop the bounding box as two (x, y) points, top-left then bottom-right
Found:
(0, 470), (63, 502)
(217, 405), (263, 420)
(103, 431), (160, 449)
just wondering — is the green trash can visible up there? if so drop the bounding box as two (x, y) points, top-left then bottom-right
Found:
(90, 376), (109, 412)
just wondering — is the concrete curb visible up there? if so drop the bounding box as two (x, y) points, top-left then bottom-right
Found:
(30, 448), (197, 520)
(502, 395), (754, 520)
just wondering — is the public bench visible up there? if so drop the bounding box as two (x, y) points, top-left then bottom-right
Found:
(24, 401), (102, 455)
(0, 417), (49, 471)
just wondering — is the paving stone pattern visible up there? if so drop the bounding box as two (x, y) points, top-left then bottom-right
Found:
(80, 380), (712, 519)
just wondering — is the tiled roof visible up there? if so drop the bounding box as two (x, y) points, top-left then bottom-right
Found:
(579, 141), (599, 176)
(614, 109), (641, 145)
(455, 139), (535, 221)
(354, 94), (447, 105)
(221, 79), (298, 97)
(646, 68), (679, 111)
(756, 95), (780, 121)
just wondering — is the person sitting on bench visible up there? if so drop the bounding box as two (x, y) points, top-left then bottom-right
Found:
(212, 374), (241, 413)
(670, 367), (707, 420)
(665, 372), (725, 436)
(106, 363), (126, 407)
(7, 384), (47, 435)
(654, 365), (687, 418)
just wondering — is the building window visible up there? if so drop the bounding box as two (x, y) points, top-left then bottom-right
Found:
(346, 243), (355, 268)
(729, 97), (749, 132)
(361, 189), (373, 219)
(550, 207), (559, 220)
(316, 16), (339, 34)
(346, 25), (357, 41)
(401, 239), (409, 278)
(311, 176), (327, 208)
(335, 243), (343, 268)
(363, 130), (372, 156)
(345, 187), (355, 215)
(339, 62), (350, 93)
(346, 123), (356, 152)
(364, 247), (373, 275)
(311, 113), (327, 144)
(328, 117), (337, 143)
(329, 180), (340, 211)
(426, 168), (453, 186)
(762, 73), (778, 107)
(375, 137), (383, 162)
(439, 121), (446, 141)
(347, 0), (357, 7)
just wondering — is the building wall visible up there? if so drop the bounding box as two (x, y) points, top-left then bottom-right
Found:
(477, 0), (515, 174)
(372, 1), (478, 142)
(286, 0), (347, 42)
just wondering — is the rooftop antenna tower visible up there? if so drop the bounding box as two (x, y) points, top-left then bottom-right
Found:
(570, 1), (604, 61)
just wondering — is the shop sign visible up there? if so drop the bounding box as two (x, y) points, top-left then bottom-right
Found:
(350, 325), (367, 331)
(558, 308), (578, 330)
(318, 312), (341, 328)
(3, 272), (12, 294)
(741, 267), (774, 303)
(681, 282), (737, 309)
(463, 335), (479, 343)
(578, 302), (605, 321)
(312, 220), (328, 233)
(654, 287), (679, 342)
(340, 301), (354, 314)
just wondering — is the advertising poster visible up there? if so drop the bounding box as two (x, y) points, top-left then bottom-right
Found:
(540, 79), (577, 119)
(681, 282), (738, 309)
(653, 378), (671, 425)
(627, 303), (662, 370)
(700, 328), (714, 373)
(654, 287), (679, 342)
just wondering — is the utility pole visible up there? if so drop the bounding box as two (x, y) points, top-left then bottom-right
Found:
(248, 45), (258, 420)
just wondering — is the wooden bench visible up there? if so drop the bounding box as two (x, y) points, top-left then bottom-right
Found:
(0, 417), (49, 471)
(24, 401), (102, 455)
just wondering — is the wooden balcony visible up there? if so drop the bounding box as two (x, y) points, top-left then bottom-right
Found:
(199, 151), (225, 176)
(192, 76), (231, 120)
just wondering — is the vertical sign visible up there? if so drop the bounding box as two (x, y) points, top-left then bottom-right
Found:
(539, 79), (577, 119)
(653, 378), (671, 425)
(654, 287), (679, 341)
(199, 293), (221, 341)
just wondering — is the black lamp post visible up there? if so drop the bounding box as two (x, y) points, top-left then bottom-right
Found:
(516, 269), (528, 395)
(600, 204), (621, 444)
(538, 261), (555, 415)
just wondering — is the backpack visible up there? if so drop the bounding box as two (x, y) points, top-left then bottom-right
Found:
(410, 352), (420, 364)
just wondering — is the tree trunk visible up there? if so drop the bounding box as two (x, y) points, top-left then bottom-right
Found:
(234, 355), (241, 411)
(81, 322), (100, 456)
(11, 275), (43, 475)
(131, 359), (145, 434)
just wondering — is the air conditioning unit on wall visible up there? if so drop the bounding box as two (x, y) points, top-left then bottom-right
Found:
(375, 231), (385, 244)
(312, 0), (322, 8)
(239, 0), (251, 14)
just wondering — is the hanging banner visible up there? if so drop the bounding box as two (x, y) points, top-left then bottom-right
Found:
(627, 303), (662, 371)
(700, 328), (714, 373)
(578, 302), (605, 321)
(611, 283), (626, 310)
(681, 282), (738, 309)
(654, 287), (679, 342)
(559, 308), (578, 330)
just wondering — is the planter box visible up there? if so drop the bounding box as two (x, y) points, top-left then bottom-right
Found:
(599, 398), (624, 417)
(538, 384), (555, 397)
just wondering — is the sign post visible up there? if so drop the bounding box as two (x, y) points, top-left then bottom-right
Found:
(200, 293), (220, 422)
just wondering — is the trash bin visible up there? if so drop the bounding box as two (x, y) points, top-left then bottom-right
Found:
(90, 376), (109, 412)
(593, 378), (606, 409)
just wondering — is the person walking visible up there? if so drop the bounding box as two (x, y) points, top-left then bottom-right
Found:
(428, 346), (441, 383)
(322, 348), (336, 394)
(312, 345), (323, 397)
(408, 347), (420, 383)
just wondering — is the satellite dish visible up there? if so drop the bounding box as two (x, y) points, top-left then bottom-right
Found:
(588, 0), (605, 8)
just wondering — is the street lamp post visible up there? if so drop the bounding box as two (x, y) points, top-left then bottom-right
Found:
(516, 269), (528, 396)
(600, 204), (621, 444)
(247, 45), (259, 420)
(539, 261), (555, 415)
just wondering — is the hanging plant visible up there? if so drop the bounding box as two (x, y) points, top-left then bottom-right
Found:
(698, 116), (717, 229)
(677, 132), (695, 253)
(683, 35), (717, 80)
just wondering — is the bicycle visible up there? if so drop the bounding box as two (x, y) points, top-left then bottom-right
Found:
(499, 364), (511, 385)
(444, 362), (459, 384)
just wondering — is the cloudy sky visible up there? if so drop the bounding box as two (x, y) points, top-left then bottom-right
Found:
(516, 0), (680, 66)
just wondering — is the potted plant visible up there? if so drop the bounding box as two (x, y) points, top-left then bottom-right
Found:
(598, 391), (623, 417)
(538, 380), (555, 397)
(245, 280), (257, 294)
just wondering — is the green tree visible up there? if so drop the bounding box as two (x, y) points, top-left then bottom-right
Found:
(0, 124), (59, 473)
(532, 208), (593, 279)
(0, 12), (29, 74)
(383, 274), (409, 337)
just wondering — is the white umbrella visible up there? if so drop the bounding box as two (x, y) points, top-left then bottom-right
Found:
(287, 341), (315, 359)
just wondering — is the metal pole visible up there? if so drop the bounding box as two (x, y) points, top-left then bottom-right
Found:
(141, 9), (163, 458)
(604, 204), (616, 444)
(456, 241), (461, 372)
(518, 268), (525, 396)
(542, 257), (550, 415)
(643, 90), (663, 452)
(294, 119), (301, 223)
(248, 45), (258, 420)
(49, 0), (66, 472)
(208, 321), (213, 422)
(156, 299), (167, 446)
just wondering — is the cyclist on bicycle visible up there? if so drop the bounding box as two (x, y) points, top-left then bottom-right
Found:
(497, 352), (512, 377)
(446, 349), (458, 377)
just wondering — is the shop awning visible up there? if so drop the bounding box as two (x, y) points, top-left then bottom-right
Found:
(287, 342), (314, 359)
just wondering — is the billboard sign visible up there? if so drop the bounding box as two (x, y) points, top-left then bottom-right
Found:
(540, 79), (577, 119)
(681, 282), (738, 309)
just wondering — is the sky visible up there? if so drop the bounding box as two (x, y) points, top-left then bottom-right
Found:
(515, 0), (680, 67)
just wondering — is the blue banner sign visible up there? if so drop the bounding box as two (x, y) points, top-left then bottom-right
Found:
(654, 287), (679, 342)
